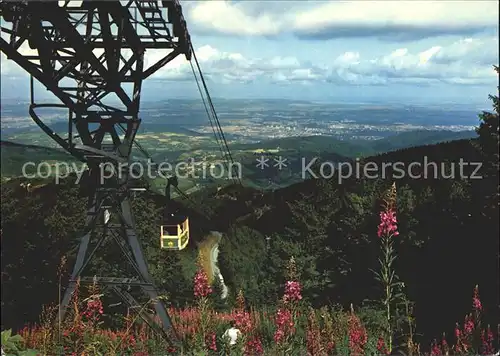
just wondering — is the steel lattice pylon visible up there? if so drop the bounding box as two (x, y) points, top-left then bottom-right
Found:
(0, 0), (192, 344)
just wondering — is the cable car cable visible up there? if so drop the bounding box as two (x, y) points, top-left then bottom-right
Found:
(189, 59), (230, 181)
(189, 42), (241, 185)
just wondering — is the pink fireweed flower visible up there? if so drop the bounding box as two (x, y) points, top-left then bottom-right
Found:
(430, 339), (442, 355)
(347, 312), (367, 356)
(481, 326), (495, 355)
(193, 268), (213, 298)
(234, 309), (252, 333)
(274, 308), (294, 344)
(206, 332), (217, 351)
(464, 315), (474, 335)
(283, 280), (302, 303)
(472, 297), (482, 311)
(245, 336), (264, 355)
(441, 334), (450, 355)
(472, 285), (482, 311)
(377, 210), (399, 237)
(83, 296), (104, 320)
(377, 337), (389, 355)
(274, 329), (285, 344)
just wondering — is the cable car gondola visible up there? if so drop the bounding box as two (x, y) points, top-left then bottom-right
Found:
(160, 176), (190, 250)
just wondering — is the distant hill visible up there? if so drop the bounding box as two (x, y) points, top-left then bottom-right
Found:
(0, 129), (478, 185)
(367, 129), (477, 153)
(232, 135), (366, 154)
(0, 141), (77, 179)
(233, 129), (477, 158)
(0, 140), (67, 154)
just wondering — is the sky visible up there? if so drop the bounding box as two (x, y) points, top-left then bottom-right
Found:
(1, 0), (499, 107)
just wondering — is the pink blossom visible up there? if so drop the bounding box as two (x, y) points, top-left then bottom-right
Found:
(234, 309), (252, 333)
(481, 326), (495, 355)
(376, 337), (389, 355)
(283, 281), (302, 303)
(273, 308), (294, 344)
(206, 332), (217, 351)
(245, 336), (264, 355)
(193, 268), (213, 298)
(377, 210), (399, 237)
(464, 316), (474, 335)
(430, 339), (442, 355)
(348, 312), (367, 356)
(472, 285), (482, 311)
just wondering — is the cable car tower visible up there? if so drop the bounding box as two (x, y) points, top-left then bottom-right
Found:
(0, 0), (193, 345)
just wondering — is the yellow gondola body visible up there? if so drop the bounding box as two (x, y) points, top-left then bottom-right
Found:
(160, 217), (190, 250)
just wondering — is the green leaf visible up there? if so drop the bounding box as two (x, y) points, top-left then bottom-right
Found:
(8, 335), (23, 343)
(19, 350), (40, 356)
(1, 329), (12, 343)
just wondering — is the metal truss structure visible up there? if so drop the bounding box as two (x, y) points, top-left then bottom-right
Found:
(0, 0), (192, 344)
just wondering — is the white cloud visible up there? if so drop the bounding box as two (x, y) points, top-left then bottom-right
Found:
(144, 36), (498, 87)
(2, 35), (498, 88)
(329, 37), (498, 85)
(431, 38), (499, 65)
(185, 0), (499, 40)
(187, 1), (282, 36)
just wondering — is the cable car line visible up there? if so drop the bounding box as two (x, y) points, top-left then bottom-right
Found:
(189, 59), (229, 179)
(189, 42), (242, 186)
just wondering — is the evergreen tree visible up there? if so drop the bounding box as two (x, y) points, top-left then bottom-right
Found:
(476, 65), (499, 176)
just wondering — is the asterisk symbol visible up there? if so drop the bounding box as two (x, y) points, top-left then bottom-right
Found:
(255, 156), (269, 170)
(273, 156), (288, 170)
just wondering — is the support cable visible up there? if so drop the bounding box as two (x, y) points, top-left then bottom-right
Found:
(189, 43), (241, 185)
(189, 60), (229, 178)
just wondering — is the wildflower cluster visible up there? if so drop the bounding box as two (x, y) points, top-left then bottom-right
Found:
(347, 309), (368, 356)
(454, 314), (476, 353)
(473, 285), (482, 311)
(273, 308), (294, 344)
(377, 336), (389, 355)
(481, 326), (495, 355)
(283, 281), (302, 304)
(377, 210), (399, 237)
(193, 268), (213, 298)
(273, 257), (302, 351)
(306, 308), (321, 355)
(234, 309), (252, 333)
(233, 290), (252, 333)
(13, 273), (499, 356)
(429, 285), (496, 356)
(82, 295), (103, 322)
(245, 336), (264, 355)
(205, 332), (217, 351)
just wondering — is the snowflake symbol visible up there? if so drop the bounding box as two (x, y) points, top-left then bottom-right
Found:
(255, 156), (269, 170)
(273, 156), (288, 170)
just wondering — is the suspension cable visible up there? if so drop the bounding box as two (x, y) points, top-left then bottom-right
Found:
(189, 60), (229, 178)
(189, 43), (241, 185)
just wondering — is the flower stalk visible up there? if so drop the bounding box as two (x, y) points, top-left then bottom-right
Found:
(376, 183), (400, 354)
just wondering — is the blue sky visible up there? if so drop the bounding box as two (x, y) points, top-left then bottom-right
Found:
(1, 0), (499, 106)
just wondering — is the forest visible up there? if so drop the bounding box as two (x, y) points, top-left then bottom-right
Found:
(0, 76), (498, 355)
